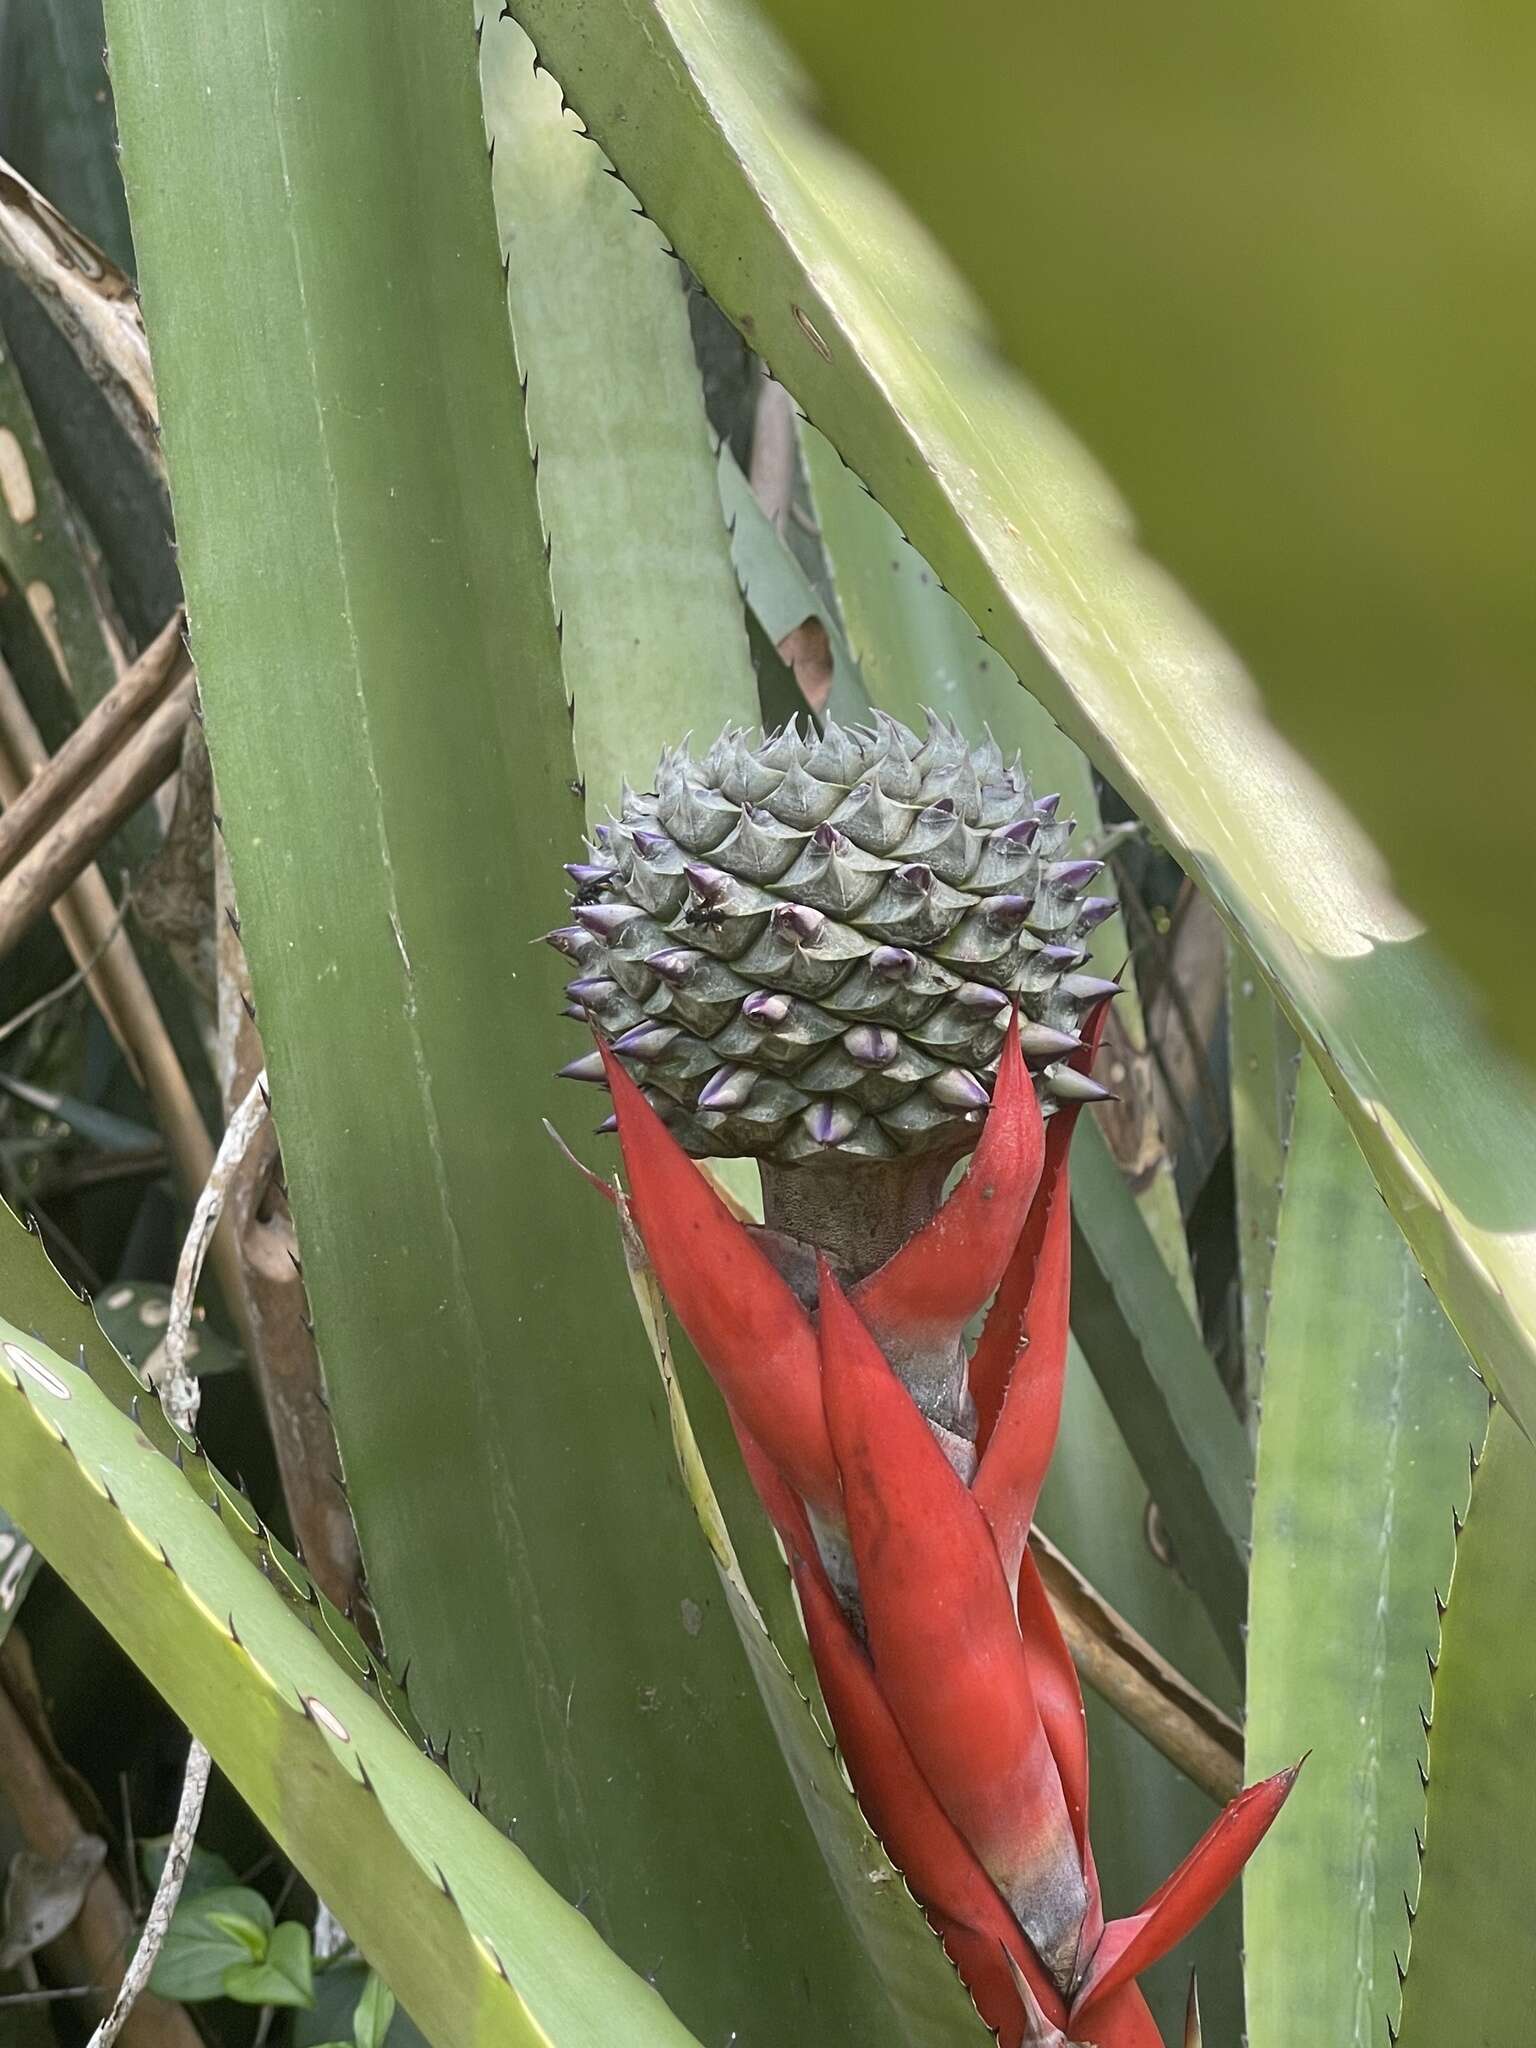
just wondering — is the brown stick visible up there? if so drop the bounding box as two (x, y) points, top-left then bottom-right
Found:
(0, 679), (194, 962)
(0, 1656), (199, 2048)
(0, 614), (186, 878)
(0, 674), (140, 1071)
(213, 839), (366, 1621)
(0, 673), (254, 1359)
(1030, 1529), (1243, 1805)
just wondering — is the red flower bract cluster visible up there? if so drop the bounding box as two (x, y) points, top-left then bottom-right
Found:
(596, 1010), (1296, 2047)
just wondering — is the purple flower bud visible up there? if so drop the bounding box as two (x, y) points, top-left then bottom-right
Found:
(983, 894), (1032, 930)
(565, 862), (612, 888)
(1038, 944), (1087, 970)
(1061, 973), (1124, 1002)
(631, 828), (669, 858)
(646, 948), (699, 987)
(1035, 793), (1061, 819)
(954, 981), (1010, 1012)
(575, 902), (646, 940)
(869, 945), (919, 981)
(1077, 895), (1116, 931)
(684, 863), (730, 906)
(594, 1113), (619, 1135)
(893, 862), (935, 894)
(545, 925), (597, 960)
(1049, 1068), (1116, 1104)
(742, 990), (791, 1025)
(928, 1068), (992, 1111)
(558, 1051), (608, 1085)
(813, 822), (849, 853)
(698, 1064), (757, 1112)
(844, 1025), (899, 1068)
(613, 1023), (680, 1062)
(1046, 858), (1104, 892)
(996, 817), (1039, 848)
(1018, 1024), (1085, 1061)
(566, 974), (618, 1002)
(773, 903), (826, 946)
(805, 1099), (859, 1147)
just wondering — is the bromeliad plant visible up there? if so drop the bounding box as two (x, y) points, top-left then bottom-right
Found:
(551, 718), (1297, 2046)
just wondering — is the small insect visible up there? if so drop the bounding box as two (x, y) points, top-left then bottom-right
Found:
(570, 878), (608, 909)
(683, 903), (726, 930)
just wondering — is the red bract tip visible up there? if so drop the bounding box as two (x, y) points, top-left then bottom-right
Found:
(853, 1010), (1044, 1351)
(597, 1039), (840, 1517)
(1069, 1763), (1303, 2027)
(793, 1560), (1067, 2032)
(1016, 1552), (1094, 1895)
(970, 997), (1111, 1456)
(972, 1134), (1073, 1586)
(816, 1262), (1087, 1982)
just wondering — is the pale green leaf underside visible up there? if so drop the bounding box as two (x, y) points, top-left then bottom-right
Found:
(503, 0), (1536, 1447)
(1244, 1060), (1485, 2048)
(0, 1225), (699, 2048)
(1395, 1407), (1536, 2046)
(483, 10), (759, 823)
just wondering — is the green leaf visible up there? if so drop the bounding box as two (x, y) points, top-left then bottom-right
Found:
(0, 322), (119, 717)
(714, 440), (869, 723)
(501, 0), (1536, 1447)
(137, 1836), (237, 1897)
(1067, 1120), (1251, 1668)
(102, 0), (899, 2036)
(298, 1959), (428, 2048)
(1395, 1407), (1536, 2046)
(207, 1906), (274, 1963)
(754, 0), (1536, 1075)
(150, 1887), (273, 2002)
(0, 1222), (703, 2046)
(1227, 948), (1298, 1404)
(483, 11), (760, 820)
(1244, 1060), (1485, 2048)
(224, 1920), (316, 2009)
(94, 1280), (242, 1381)
(354, 1971), (399, 2048)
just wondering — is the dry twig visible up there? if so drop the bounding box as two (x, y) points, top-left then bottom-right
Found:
(84, 1744), (210, 2048)
(0, 1666), (197, 2048)
(0, 677), (195, 962)
(0, 613), (186, 878)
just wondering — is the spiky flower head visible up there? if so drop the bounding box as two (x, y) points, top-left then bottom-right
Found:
(548, 712), (1116, 1166)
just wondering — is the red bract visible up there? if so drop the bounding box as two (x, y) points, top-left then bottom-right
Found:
(598, 1008), (1298, 2046)
(854, 1014), (1044, 1356)
(596, 1041), (840, 1518)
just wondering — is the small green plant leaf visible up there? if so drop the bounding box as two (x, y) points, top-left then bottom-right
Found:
(150, 1887), (274, 2002)
(354, 1971), (398, 2048)
(224, 1920), (316, 2009)
(138, 1837), (238, 1897)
